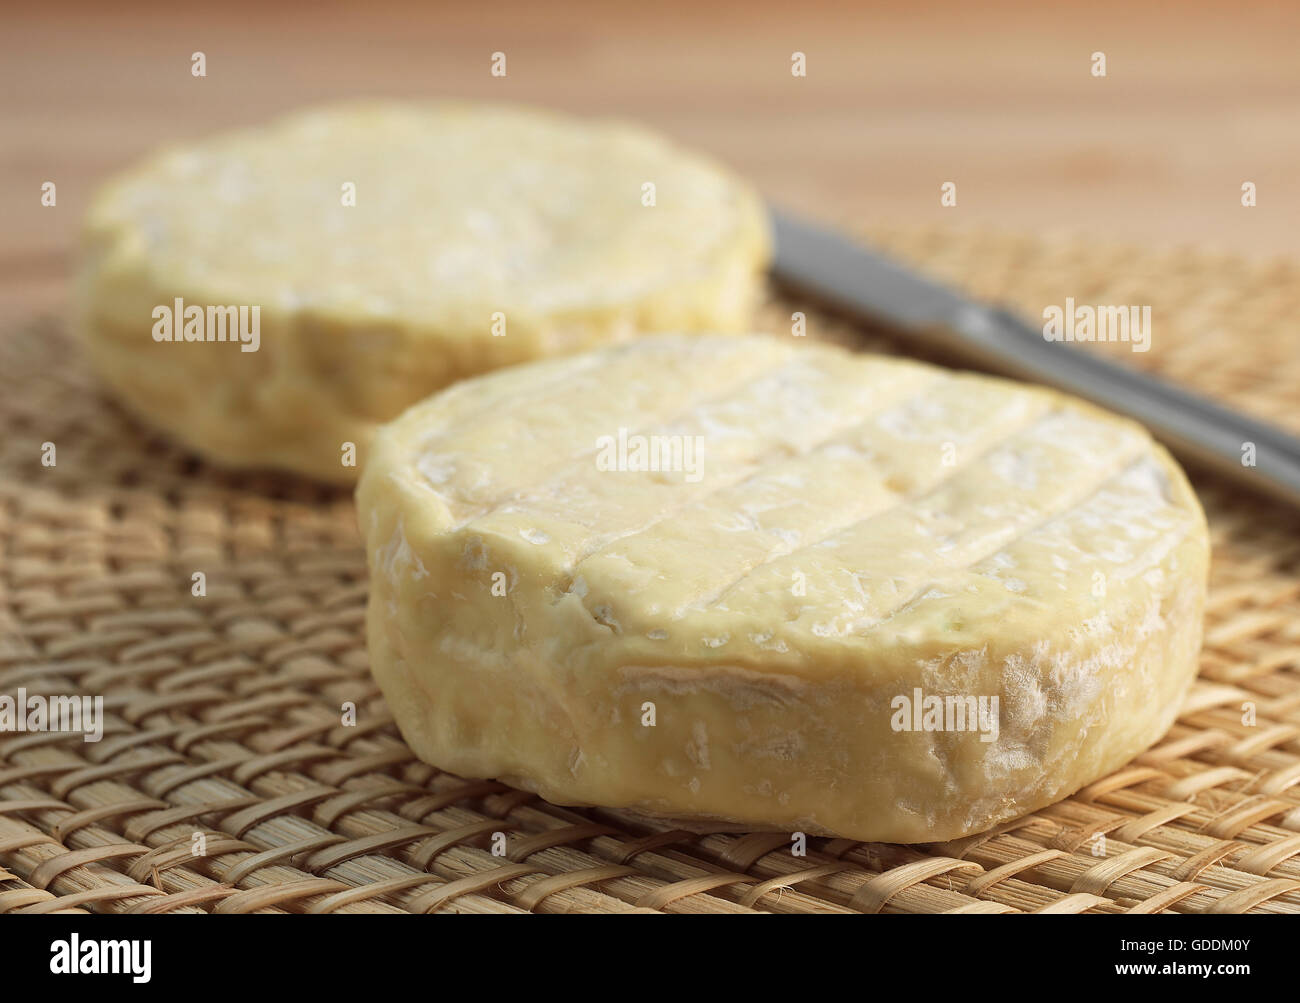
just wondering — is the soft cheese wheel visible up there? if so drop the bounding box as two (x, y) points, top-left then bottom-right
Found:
(358, 334), (1209, 843)
(75, 103), (770, 482)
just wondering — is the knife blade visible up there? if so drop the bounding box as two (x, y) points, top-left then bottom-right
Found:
(770, 208), (1300, 509)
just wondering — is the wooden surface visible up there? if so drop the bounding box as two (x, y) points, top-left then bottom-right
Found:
(4, 1), (1299, 322)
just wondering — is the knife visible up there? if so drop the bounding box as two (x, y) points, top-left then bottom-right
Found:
(770, 209), (1300, 509)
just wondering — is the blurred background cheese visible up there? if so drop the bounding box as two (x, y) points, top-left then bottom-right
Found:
(74, 102), (770, 481)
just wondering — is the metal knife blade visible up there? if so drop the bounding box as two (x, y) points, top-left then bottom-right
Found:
(770, 208), (1300, 509)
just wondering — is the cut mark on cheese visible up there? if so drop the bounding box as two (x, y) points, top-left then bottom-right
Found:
(699, 409), (1152, 629)
(973, 457), (1198, 592)
(470, 372), (1045, 619)
(442, 346), (789, 525)
(868, 451), (1157, 635)
(533, 370), (951, 591)
(413, 350), (611, 448)
(693, 402), (1062, 615)
(458, 353), (938, 547)
(414, 335), (756, 459)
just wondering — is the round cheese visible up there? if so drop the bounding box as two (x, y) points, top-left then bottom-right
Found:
(358, 334), (1209, 843)
(75, 103), (769, 482)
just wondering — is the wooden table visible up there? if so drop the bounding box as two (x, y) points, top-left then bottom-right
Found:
(4, 0), (1298, 322)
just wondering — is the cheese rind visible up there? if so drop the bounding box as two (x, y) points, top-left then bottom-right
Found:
(359, 334), (1209, 842)
(74, 103), (770, 482)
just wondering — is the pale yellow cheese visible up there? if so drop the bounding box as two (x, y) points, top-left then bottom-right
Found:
(358, 334), (1209, 843)
(74, 102), (770, 482)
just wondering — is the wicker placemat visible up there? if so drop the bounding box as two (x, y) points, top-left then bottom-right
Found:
(3, 227), (1300, 914)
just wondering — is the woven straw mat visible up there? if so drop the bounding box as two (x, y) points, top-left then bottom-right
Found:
(3, 225), (1300, 915)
